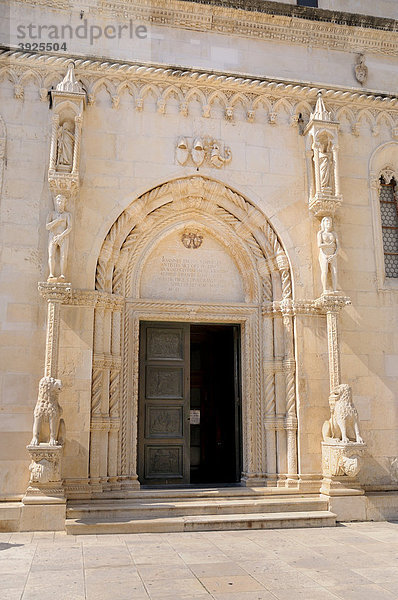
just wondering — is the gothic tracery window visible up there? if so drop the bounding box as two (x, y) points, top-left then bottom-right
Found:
(379, 175), (398, 278)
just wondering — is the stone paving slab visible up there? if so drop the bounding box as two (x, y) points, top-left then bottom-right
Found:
(1, 522), (398, 599)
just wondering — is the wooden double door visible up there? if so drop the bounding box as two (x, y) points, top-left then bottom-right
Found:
(138, 322), (241, 486)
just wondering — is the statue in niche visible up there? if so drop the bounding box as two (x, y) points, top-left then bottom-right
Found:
(47, 194), (72, 281)
(318, 139), (333, 190)
(56, 121), (74, 171)
(317, 216), (339, 293)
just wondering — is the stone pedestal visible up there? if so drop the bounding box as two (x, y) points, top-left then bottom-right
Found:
(21, 444), (65, 531)
(321, 441), (367, 521)
(24, 444), (65, 502)
(321, 440), (366, 480)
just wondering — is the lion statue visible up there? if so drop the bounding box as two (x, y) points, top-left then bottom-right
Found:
(30, 376), (64, 446)
(322, 383), (364, 444)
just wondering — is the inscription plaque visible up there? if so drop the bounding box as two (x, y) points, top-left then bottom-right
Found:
(140, 230), (244, 302)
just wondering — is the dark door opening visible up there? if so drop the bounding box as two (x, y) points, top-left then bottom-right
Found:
(190, 325), (241, 484)
(138, 322), (241, 486)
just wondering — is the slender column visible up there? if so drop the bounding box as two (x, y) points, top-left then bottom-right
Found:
(262, 303), (277, 485)
(326, 309), (341, 391)
(24, 282), (71, 506)
(89, 306), (104, 487)
(306, 149), (314, 199)
(72, 115), (82, 175)
(274, 314), (287, 477)
(108, 309), (121, 485)
(313, 143), (321, 195)
(49, 114), (59, 172)
(39, 282), (72, 379)
(332, 145), (340, 197)
(281, 302), (298, 482)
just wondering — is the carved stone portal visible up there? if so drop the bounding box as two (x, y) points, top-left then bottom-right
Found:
(90, 176), (297, 491)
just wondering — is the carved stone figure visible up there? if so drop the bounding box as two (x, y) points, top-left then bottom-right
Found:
(341, 455), (360, 477)
(30, 377), (64, 446)
(322, 384), (364, 444)
(47, 194), (72, 281)
(176, 136), (189, 165)
(209, 141), (232, 168)
(318, 140), (333, 190)
(56, 121), (74, 171)
(181, 231), (203, 249)
(191, 137), (205, 166)
(317, 216), (339, 293)
(354, 54), (368, 85)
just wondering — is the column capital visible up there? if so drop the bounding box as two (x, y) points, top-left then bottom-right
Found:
(314, 293), (351, 314)
(38, 281), (72, 303)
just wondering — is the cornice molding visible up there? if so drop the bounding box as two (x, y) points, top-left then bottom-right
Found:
(10, 0), (398, 55)
(1, 48), (398, 135)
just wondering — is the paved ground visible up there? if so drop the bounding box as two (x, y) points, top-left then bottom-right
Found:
(1, 522), (398, 600)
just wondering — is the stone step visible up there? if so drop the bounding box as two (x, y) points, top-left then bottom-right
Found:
(72, 486), (312, 502)
(0, 502), (22, 532)
(66, 510), (336, 534)
(67, 497), (328, 519)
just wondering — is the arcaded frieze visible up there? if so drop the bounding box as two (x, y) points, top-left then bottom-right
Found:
(1, 48), (397, 137)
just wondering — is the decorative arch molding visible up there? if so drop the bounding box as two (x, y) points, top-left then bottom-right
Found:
(89, 176), (298, 493)
(369, 141), (398, 289)
(95, 176), (292, 299)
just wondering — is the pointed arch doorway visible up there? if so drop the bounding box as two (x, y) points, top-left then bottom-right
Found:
(90, 176), (298, 491)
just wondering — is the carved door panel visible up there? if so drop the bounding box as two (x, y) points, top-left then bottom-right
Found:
(138, 322), (190, 485)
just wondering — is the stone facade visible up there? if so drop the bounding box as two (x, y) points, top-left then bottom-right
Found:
(0, 0), (398, 529)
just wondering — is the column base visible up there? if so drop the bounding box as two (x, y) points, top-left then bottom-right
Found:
(240, 474), (267, 487)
